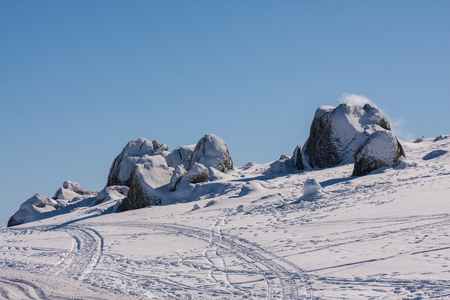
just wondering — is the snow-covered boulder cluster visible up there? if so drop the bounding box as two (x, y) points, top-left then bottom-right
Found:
(104, 134), (234, 212)
(7, 102), (408, 228)
(291, 103), (404, 175)
(8, 181), (97, 227)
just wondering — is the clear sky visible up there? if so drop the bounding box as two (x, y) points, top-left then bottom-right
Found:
(1, 0), (449, 226)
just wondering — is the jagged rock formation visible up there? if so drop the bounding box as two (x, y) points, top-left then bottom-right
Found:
(189, 134), (233, 172)
(352, 130), (405, 176)
(302, 103), (393, 169)
(291, 145), (304, 170)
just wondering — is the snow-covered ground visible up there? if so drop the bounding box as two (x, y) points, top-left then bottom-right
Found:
(1, 135), (449, 299)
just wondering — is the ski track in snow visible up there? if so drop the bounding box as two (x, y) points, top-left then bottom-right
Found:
(83, 220), (313, 299)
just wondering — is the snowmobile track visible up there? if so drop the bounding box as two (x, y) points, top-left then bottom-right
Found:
(88, 221), (313, 300)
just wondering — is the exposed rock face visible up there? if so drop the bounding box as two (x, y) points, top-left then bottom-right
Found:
(189, 134), (233, 172)
(126, 155), (171, 209)
(107, 138), (168, 186)
(352, 130), (405, 176)
(303, 103), (392, 168)
(291, 145), (304, 170)
(166, 145), (196, 169)
(169, 165), (186, 192)
(184, 163), (209, 184)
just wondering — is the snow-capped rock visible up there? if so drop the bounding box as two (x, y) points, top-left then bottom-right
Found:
(189, 134), (233, 173)
(265, 155), (294, 174)
(93, 185), (129, 206)
(169, 165), (186, 192)
(53, 180), (92, 200)
(166, 145), (196, 169)
(126, 154), (172, 209)
(107, 138), (168, 186)
(184, 162), (209, 184)
(352, 130), (405, 176)
(291, 144), (304, 170)
(302, 103), (393, 168)
(7, 194), (59, 227)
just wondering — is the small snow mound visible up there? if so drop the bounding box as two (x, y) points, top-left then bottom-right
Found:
(303, 179), (324, 198)
(236, 205), (244, 213)
(423, 150), (448, 161)
(192, 204), (200, 211)
(239, 181), (264, 197)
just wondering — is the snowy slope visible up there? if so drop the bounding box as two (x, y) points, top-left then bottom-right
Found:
(1, 135), (449, 299)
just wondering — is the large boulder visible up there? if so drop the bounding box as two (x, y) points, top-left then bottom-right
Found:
(166, 145), (196, 169)
(126, 154), (172, 209)
(107, 138), (168, 186)
(303, 103), (392, 168)
(352, 130), (405, 176)
(184, 162), (209, 184)
(189, 134), (234, 172)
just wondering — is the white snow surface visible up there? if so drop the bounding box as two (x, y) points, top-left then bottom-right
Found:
(1, 135), (450, 299)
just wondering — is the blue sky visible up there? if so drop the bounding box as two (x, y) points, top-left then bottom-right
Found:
(1, 0), (449, 226)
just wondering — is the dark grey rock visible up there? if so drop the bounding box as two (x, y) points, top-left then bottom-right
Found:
(291, 144), (304, 170)
(352, 130), (405, 176)
(303, 103), (393, 169)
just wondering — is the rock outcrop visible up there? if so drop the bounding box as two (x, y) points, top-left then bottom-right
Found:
(8, 194), (59, 227)
(352, 130), (405, 176)
(8, 181), (97, 227)
(126, 154), (172, 210)
(189, 134), (233, 172)
(169, 165), (186, 192)
(107, 138), (168, 186)
(166, 145), (196, 169)
(184, 163), (209, 184)
(291, 145), (304, 170)
(302, 103), (393, 169)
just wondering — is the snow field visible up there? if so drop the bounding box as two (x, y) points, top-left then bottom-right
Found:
(0, 135), (449, 299)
